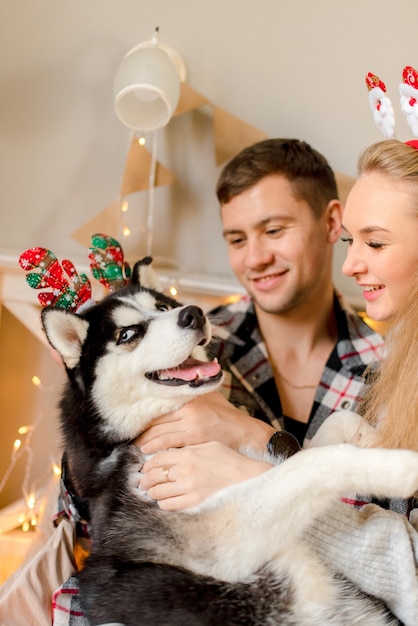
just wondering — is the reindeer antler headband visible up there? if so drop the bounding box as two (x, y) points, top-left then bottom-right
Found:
(366, 65), (418, 139)
(18, 233), (131, 313)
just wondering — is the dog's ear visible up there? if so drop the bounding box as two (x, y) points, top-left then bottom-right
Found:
(41, 308), (89, 369)
(131, 256), (161, 291)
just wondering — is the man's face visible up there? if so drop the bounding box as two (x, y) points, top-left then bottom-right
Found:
(221, 175), (338, 315)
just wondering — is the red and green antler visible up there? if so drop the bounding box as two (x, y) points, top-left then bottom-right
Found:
(88, 234), (131, 292)
(18, 247), (92, 311)
(19, 234), (131, 310)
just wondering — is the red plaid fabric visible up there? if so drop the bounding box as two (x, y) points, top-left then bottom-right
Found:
(52, 577), (89, 626)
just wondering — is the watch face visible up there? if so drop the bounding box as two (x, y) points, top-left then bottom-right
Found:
(268, 431), (301, 459)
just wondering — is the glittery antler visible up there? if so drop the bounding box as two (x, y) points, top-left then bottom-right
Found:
(88, 233), (131, 292)
(18, 247), (92, 311)
(399, 66), (418, 137)
(365, 72), (395, 138)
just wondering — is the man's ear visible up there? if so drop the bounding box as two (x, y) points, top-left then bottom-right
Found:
(325, 200), (343, 243)
(41, 308), (89, 370)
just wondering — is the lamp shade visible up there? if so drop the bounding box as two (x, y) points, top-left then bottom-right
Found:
(113, 41), (184, 132)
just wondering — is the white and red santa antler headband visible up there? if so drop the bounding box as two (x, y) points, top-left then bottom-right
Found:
(399, 66), (418, 137)
(365, 72), (395, 138)
(365, 66), (418, 142)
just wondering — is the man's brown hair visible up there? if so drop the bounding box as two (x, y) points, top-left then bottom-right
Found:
(216, 138), (338, 218)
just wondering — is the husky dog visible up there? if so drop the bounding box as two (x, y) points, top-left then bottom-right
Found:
(41, 257), (418, 626)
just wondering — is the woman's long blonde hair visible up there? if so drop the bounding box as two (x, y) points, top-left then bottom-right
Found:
(360, 278), (418, 450)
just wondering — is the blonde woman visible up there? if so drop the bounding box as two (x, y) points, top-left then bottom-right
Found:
(311, 140), (418, 456)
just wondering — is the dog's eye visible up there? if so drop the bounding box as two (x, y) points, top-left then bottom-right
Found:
(156, 303), (169, 312)
(117, 328), (137, 345)
(116, 323), (147, 345)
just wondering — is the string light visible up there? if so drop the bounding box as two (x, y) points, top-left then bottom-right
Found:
(0, 370), (62, 533)
(122, 227), (131, 237)
(357, 311), (388, 336)
(27, 494), (36, 509)
(138, 136), (146, 146)
(121, 201), (129, 213)
(225, 294), (242, 305)
(169, 285), (178, 297)
(18, 425), (34, 435)
(52, 463), (61, 478)
(21, 520), (30, 533)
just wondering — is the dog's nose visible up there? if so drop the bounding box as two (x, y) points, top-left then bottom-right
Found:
(177, 305), (205, 331)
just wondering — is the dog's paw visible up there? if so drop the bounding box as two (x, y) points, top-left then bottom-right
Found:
(306, 411), (374, 448)
(352, 447), (418, 499)
(127, 462), (153, 502)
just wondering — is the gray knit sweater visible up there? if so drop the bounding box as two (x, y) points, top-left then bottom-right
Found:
(304, 501), (418, 625)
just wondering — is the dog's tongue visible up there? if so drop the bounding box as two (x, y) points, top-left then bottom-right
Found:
(160, 357), (221, 381)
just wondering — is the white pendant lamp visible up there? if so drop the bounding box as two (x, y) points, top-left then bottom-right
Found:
(113, 28), (186, 132)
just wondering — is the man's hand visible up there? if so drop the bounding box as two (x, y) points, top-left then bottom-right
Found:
(135, 391), (275, 454)
(139, 442), (273, 511)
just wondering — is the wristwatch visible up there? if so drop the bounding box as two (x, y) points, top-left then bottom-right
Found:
(267, 430), (301, 459)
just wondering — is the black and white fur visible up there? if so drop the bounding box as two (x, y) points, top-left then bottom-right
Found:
(42, 257), (418, 626)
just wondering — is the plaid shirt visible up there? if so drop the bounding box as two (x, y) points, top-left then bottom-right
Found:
(207, 291), (385, 443)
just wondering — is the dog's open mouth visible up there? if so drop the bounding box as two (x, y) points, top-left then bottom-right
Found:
(145, 357), (222, 387)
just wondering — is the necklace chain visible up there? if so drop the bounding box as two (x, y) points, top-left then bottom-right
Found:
(275, 368), (318, 390)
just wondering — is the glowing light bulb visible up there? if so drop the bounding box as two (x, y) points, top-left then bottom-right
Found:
(52, 463), (61, 477)
(27, 494), (36, 509)
(32, 375), (41, 386)
(121, 201), (129, 213)
(138, 136), (146, 146)
(226, 294), (242, 305)
(122, 227), (131, 237)
(169, 286), (178, 297)
(13, 439), (22, 451)
(18, 425), (34, 435)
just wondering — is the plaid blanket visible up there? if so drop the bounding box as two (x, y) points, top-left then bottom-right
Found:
(52, 577), (89, 626)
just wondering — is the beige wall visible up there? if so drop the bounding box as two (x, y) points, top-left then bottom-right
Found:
(1, 1), (417, 304)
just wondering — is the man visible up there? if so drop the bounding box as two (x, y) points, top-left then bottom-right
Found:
(138, 139), (384, 506)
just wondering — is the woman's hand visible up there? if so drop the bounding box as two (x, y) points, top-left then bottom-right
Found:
(139, 442), (273, 511)
(135, 391), (275, 454)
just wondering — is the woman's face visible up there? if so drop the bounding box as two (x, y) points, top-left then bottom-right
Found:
(341, 172), (418, 321)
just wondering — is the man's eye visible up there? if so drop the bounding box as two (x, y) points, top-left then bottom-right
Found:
(228, 237), (244, 246)
(117, 328), (137, 345)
